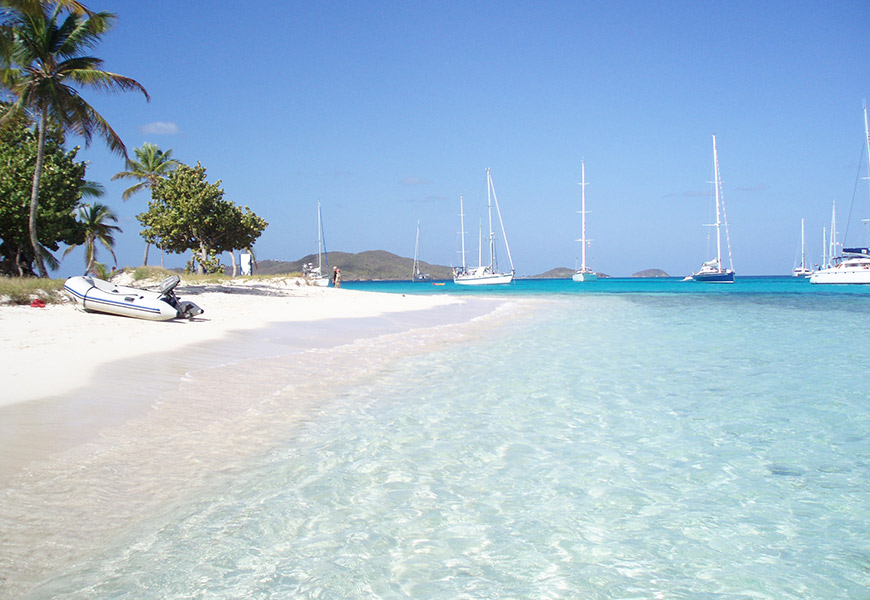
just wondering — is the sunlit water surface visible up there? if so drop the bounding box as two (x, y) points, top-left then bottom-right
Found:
(17, 281), (870, 598)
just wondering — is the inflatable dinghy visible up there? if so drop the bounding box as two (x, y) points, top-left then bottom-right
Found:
(64, 275), (203, 321)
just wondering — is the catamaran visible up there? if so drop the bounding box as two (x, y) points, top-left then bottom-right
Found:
(687, 134), (735, 283)
(572, 160), (598, 282)
(454, 168), (515, 285)
(811, 103), (870, 285)
(411, 220), (432, 282)
(793, 218), (813, 277)
(305, 200), (330, 287)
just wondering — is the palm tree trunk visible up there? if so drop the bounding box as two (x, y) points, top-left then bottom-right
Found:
(229, 252), (238, 277)
(29, 112), (48, 278)
(85, 237), (95, 275)
(15, 247), (24, 277)
(143, 241), (150, 266)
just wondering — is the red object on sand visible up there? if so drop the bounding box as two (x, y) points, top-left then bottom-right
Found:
(30, 299), (46, 308)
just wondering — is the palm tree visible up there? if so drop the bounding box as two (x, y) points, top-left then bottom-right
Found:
(0, 3), (148, 277)
(1, 1), (90, 14)
(111, 143), (180, 265)
(64, 201), (120, 274)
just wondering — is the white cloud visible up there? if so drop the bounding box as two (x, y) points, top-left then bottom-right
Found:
(139, 121), (179, 135)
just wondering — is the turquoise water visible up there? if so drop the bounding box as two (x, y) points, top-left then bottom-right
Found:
(25, 280), (870, 598)
(344, 275), (869, 296)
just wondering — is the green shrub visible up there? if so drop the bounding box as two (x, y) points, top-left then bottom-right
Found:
(0, 277), (65, 305)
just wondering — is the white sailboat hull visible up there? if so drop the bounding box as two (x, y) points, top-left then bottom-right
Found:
(810, 258), (870, 284)
(311, 276), (330, 287)
(454, 268), (513, 285)
(572, 271), (598, 282)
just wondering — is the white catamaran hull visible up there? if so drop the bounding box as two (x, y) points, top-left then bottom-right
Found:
(810, 258), (870, 284)
(572, 271), (598, 282)
(64, 276), (188, 321)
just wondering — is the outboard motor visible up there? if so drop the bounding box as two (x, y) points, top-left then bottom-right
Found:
(157, 275), (204, 319)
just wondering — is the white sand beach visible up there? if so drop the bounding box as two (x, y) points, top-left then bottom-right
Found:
(1, 278), (465, 406)
(0, 277), (517, 597)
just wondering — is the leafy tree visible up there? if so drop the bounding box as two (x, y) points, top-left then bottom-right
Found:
(111, 142), (180, 265)
(0, 107), (87, 276)
(0, 3), (148, 277)
(137, 163), (268, 275)
(63, 201), (120, 274)
(215, 203), (268, 276)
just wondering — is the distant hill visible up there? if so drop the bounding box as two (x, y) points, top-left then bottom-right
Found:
(632, 268), (670, 278)
(530, 267), (611, 279)
(248, 250), (454, 281)
(533, 267), (574, 279)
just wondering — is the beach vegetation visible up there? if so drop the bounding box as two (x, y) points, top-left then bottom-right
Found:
(112, 143), (180, 266)
(128, 265), (177, 282)
(0, 106), (89, 276)
(62, 202), (121, 275)
(89, 261), (110, 279)
(0, 2), (148, 277)
(0, 275), (64, 304)
(137, 162), (268, 276)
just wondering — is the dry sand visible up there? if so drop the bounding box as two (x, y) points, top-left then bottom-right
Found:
(1, 277), (464, 406)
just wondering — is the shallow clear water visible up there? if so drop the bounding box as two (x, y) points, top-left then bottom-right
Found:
(19, 282), (870, 598)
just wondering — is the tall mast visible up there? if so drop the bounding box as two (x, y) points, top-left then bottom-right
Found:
(823, 226), (828, 268)
(486, 168), (495, 271)
(316, 200), (324, 273)
(580, 160), (588, 271)
(712, 135), (723, 270)
(830, 200), (838, 262)
(801, 217), (806, 270)
(488, 169), (515, 273)
(864, 100), (870, 202)
(414, 220), (421, 276)
(478, 221), (482, 268)
(458, 195), (467, 271)
(863, 100), (870, 243)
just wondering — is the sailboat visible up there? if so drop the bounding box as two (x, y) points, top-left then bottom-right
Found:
(572, 160), (598, 282)
(453, 168), (515, 285)
(687, 134), (735, 283)
(411, 220), (432, 282)
(793, 218), (813, 277)
(305, 200), (330, 287)
(811, 102), (870, 285)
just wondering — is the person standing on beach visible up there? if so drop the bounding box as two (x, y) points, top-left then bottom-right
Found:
(332, 266), (338, 286)
(334, 267), (342, 288)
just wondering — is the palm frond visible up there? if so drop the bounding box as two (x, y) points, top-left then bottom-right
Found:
(80, 178), (103, 197)
(0, 1), (92, 17)
(38, 242), (58, 270)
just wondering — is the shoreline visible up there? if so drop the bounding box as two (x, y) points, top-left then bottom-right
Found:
(1, 278), (468, 407)
(0, 286), (504, 479)
(0, 280), (525, 596)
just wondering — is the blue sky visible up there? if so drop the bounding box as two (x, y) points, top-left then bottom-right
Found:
(58, 0), (870, 277)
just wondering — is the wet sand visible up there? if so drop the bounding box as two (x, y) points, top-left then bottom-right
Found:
(0, 278), (516, 597)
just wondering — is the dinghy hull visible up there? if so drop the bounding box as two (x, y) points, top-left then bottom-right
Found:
(64, 276), (183, 321)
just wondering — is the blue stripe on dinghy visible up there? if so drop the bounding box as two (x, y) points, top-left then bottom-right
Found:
(82, 296), (166, 314)
(64, 283), (170, 315)
(63, 284), (86, 301)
